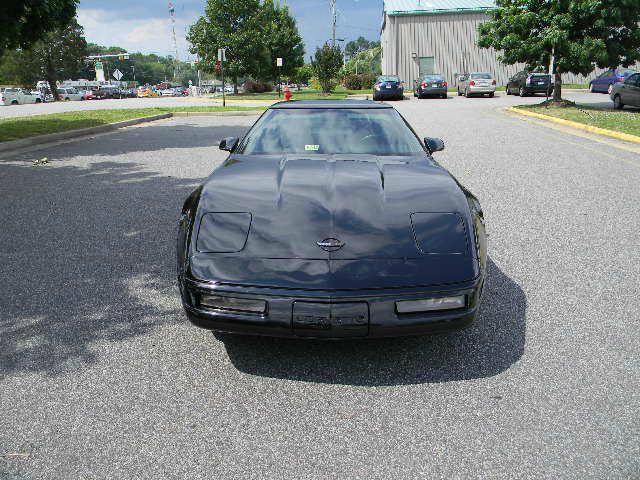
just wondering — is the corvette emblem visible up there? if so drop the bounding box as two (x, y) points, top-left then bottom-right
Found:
(316, 238), (345, 252)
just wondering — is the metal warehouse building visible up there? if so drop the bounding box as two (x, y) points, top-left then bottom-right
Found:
(380, 0), (618, 86)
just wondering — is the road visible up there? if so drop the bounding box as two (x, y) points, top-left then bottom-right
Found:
(0, 95), (271, 118)
(1, 95), (638, 479)
(0, 89), (635, 119)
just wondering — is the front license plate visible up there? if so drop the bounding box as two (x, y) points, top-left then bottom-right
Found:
(292, 302), (369, 337)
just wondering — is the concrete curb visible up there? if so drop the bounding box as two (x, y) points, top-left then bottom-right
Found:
(171, 110), (263, 117)
(506, 107), (640, 145)
(0, 110), (264, 154)
(0, 113), (172, 154)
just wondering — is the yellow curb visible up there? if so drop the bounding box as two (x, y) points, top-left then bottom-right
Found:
(506, 107), (640, 145)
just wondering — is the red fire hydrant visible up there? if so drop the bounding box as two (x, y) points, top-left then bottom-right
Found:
(284, 86), (293, 101)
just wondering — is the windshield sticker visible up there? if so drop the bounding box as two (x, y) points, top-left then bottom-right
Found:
(305, 145), (320, 151)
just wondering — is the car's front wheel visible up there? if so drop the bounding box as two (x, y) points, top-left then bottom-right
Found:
(613, 95), (624, 110)
(505, 86), (511, 95)
(489, 92), (495, 98)
(607, 84), (614, 95)
(519, 87), (526, 97)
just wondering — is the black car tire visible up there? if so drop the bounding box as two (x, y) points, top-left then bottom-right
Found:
(519, 87), (526, 97)
(613, 95), (624, 110)
(506, 86), (511, 95)
(11, 100), (18, 105)
(489, 92), (495, 98)
(441, 93), (447, 99)
(373, 94), (379, 101)
(457, 89), (462, 96)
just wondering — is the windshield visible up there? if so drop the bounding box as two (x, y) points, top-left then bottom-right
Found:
(422, 75), (443, 81)
(237, 108), (425, 156)
(377, 76), (400, 83)
(470, 73), (492, 79)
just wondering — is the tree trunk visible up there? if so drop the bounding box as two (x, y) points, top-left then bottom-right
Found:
(46, 58), (58, 101)
(553, 69), (562, 102)
(233, 75), (238, 95)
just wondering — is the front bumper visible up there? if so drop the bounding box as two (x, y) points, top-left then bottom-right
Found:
(180, 276), (483, 339)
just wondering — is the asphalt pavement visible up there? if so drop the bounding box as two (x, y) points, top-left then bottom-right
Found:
(1, 94), (638, 479)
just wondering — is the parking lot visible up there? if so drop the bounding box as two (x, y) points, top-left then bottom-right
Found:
(0, 89), (633, 119)
(1, 95), (638, 479)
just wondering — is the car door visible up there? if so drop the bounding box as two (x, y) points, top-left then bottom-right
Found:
(622, 73), (640, 106)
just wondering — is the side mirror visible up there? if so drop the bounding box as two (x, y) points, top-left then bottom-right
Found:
(219, 136), (238, 152)
(424, 137), (445, 154)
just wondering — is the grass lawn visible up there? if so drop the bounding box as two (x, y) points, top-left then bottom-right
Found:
(218, 86), (374, 100)
(0, 106), (265, 142)
(517, 102), (640, 137)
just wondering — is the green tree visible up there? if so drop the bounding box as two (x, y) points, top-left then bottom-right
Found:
(345, 36), (380, 61)
(0, 19), (86, 97)
(289, 63), (313, 90)
(33, 19), (87, 98)
(478, 0), (640, 102)
(259, 0), (305, 82)
(0, 0), (78, 55)
(341, 45), (382, 76)
(311, 43), (343, 93)
(187, 0), (264, 93)
(0, 49), (40, 86)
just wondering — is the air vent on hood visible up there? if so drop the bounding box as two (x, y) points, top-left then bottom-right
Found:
(410, 212), (469, 255)
(197, 212), (252, 253)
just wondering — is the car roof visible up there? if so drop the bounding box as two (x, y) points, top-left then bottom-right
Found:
(269, 100), (392, 109)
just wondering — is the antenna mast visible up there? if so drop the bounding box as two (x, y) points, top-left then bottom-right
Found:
(168, 1), (179, 80)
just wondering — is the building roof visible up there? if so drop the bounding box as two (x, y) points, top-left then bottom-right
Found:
(270, 100), (391, 109)
(384, 0), (496, 16)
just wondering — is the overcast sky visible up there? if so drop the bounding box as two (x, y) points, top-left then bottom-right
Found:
(77, 0), (383, 60)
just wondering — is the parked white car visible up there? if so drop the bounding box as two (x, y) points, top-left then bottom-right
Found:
(57, 87), (84, 101)
(1, 88), (42, 105)
(161, 88), (175, 96)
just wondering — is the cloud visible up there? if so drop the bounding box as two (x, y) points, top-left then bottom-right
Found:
(77, 8), (197, 59)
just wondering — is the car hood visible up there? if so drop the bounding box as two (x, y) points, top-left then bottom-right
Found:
(197, 153), (472, 255)
(189, 154), (478, 289)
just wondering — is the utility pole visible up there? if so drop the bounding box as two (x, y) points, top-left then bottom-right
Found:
(330, 0), (337, 46)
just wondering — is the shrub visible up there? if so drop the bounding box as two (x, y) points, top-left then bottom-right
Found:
(359, 73), (377, 89)
(309, 76), (322, 91)
(342, 74), (362, 90)
(311, 43), (343, 93)
(244, 80), (274, 93)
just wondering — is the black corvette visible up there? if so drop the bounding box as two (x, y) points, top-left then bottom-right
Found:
(177, 100), (486, 338)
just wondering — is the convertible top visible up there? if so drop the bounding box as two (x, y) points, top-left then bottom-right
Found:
(270, 99), (393, 109)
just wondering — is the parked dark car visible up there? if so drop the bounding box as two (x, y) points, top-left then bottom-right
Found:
(93, 86), (121, 99)
(177, 100), (487, 339)
(414, 74), (448, 99)
(610, 72), (640, 109)
(506, 71), (553, 97)
(590, 68), (636, 94)
(372, 75), (404, 101)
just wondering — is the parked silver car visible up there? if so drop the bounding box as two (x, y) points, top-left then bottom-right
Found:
(457, 72), (496, 97)
(610, 72), (640, 109)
